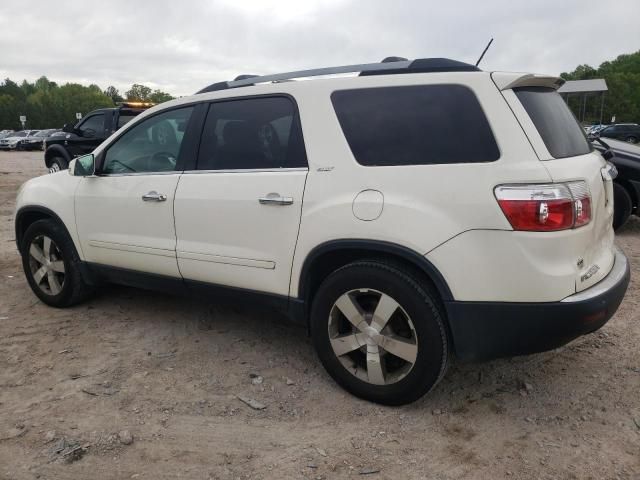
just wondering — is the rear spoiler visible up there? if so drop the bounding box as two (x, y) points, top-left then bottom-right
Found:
(491, 72), (565, 91)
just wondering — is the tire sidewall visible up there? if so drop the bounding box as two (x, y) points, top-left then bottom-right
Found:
(21, 220), (76, 307)
(51, 157), (68, 171)
(310, 262), (447, 405)
(613, 183), (632, 230)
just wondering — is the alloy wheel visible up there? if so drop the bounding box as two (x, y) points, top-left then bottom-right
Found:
(28, 235), (65, 295)
(328, 289), (418, 385)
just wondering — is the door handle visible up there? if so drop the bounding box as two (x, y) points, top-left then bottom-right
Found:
(142, 191), (167, 202)
(258, 193), (294, 206)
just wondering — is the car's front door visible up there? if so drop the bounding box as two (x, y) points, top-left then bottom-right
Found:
(174, 96), (308, 296)
(75, 106), (195, 277)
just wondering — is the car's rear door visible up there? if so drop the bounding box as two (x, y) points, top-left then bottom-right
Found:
(174, 95), (308, 296)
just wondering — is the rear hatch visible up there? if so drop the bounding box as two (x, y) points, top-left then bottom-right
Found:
(493, 72), (615, 293)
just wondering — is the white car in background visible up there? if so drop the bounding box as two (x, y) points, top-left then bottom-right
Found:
(0, 130), (39, 150)
(14, 57), (630, 405)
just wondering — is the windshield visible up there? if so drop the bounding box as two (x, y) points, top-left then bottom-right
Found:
(514, 87), (591, 159)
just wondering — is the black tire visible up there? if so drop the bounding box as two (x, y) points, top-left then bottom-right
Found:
(49, 156), (68, 172)
(624, 136), (638, 144)
(613, 183), (633, 230)
(21, 219), (92, 307)
(310, 260), (448, 405)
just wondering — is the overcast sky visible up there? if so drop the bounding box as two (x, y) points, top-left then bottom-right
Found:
(0, 0), (638, 97)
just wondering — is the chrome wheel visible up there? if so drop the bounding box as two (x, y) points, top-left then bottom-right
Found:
(28, 235), (65, 295)
(49, 162), (61, 173)
(328, 289), (418, 385)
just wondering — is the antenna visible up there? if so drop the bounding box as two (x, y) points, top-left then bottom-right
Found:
(475, 38), (494, 67)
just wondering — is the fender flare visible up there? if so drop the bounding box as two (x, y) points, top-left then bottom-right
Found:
(15, 205), (73, 254)
(297, 239), (454, 303)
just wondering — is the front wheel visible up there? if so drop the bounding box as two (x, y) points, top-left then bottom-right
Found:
(49, 156), (68, 172)
(21, 219), (92, 307)
(310, 261), (448, 405)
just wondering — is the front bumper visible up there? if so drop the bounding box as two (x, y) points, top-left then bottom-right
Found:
(446, 247), (630, 361)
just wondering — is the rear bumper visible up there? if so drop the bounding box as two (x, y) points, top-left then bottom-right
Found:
(446, 247), (630, 361)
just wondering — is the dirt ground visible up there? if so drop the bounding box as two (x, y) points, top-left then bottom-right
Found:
(0, 151), (638, 480)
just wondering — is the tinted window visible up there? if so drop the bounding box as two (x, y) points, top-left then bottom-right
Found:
(515, 87), (590, 158)
(117, 114), (136, 129)
(102, 107), (193, 174)
(197, 96), (307, 170)
(331, 85), (499, 166)
(78, 114), (105, 138)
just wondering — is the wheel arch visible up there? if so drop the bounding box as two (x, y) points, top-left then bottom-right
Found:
(44, 145), (71, 168)
(297, 239), (454, 309)
(15, 206), (74, 255)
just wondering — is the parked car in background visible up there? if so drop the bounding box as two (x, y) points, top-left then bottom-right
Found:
(586, 124), (608, 138)
(19, 129), (57, 151)
(0, 130), (38, 150)
(15, 57), (629, 405)
(44, 102), (154, 171)
(597, 124), (640, 144)
(592, 137), (640, 229)
(0, 130), (15, 139)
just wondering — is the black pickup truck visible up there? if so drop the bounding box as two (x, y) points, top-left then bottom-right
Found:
(44, 102), (154, 171)
(593, 138), (640, 229)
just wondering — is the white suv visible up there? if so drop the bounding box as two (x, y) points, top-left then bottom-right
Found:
(14, 58), (630, 405)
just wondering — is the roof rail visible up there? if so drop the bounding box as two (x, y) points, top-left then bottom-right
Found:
(196, 57), (479, 94)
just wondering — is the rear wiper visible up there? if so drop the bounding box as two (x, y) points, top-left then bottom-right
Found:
(593, 137), (614, 161)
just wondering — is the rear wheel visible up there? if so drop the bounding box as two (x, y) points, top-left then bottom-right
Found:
(613, 183), (632, 230)
(625, 136), (638, 144)
(21, 219), (92, 307)
(310, 261), (448, 405)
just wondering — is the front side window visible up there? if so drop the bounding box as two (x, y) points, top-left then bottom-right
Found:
(102, 106), (193, 174)
(331, 85), (500, 166)
(514, 87), (590, 159)
(197, 96), (307, 170)
(78, 114), (105, 138)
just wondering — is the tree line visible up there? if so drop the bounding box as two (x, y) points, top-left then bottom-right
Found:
(560, 50), (640, 124)
(0, 76), (175, 130)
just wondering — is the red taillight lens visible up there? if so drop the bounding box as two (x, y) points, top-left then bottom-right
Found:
(495, 182), (591, 232)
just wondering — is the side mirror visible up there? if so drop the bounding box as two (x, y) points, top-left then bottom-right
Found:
(62, 123), (74, 133)
(72, 154), (96, 177)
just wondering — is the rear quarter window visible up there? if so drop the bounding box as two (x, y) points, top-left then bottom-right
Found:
(331, 84), (500, 166)
(514, 87), (591, 159)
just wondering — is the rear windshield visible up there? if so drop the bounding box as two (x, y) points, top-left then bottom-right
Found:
(331, 85), (500, 166)
(514, 87), (591, 159)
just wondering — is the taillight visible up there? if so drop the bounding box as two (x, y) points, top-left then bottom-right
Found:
(495, 182), (591, 232)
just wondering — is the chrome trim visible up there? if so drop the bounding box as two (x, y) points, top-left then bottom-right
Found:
(99, 171), (180, 177)
(142, 191), (167, 202)
(561, 247), (628, 303)
(182, 167), (308, 174)
(206, 61), (413, 91)
(259, 194), (294, 206)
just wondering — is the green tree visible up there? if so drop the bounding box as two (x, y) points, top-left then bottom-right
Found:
(104, 85), (123, 104)
(125, 84), (174, 104)
(125, 84), (152, 101)
(561, 50), (640, 123)
(149, 89), (175, 103)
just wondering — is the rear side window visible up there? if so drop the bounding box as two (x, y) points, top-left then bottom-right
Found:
(514, 87), (590, 159)
(197, 96), (307, 170)
(331, 85), (500, 166)
(117, 114), (136, 129)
